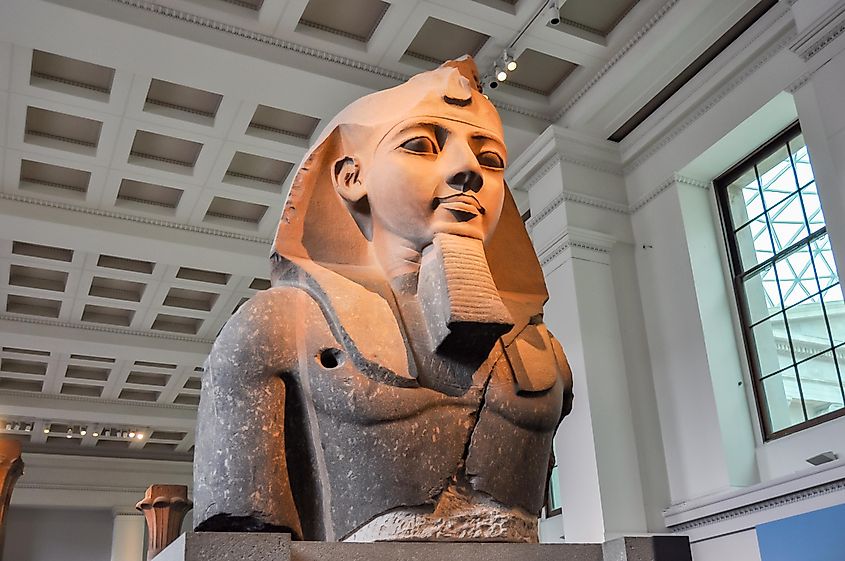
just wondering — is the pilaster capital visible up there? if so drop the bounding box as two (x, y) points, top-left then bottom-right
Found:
(136, 484), (192, 559)
(790, 0), (845, 61)
(507, 125), (623, 194)
(537, 226), (617, 274)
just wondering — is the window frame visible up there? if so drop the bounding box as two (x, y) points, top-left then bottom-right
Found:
(714, 121), (845, 440)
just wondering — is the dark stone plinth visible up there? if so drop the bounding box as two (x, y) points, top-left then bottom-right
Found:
(157, 533), (692, 561)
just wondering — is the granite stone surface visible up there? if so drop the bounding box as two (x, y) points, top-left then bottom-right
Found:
(160, 533), (693, 561)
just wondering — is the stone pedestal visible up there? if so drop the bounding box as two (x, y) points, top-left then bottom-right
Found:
(156, 533), (692, 561)
(0, 439), (24, 561)
(136, 484), (193, 559)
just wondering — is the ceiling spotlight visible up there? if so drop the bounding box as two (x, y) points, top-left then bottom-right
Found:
(4, 423), (10, 431)
(24, 424), (32, 432)
(103, 429), (110, 438)
(496, 67), (508, 82)
(547, 0), (562, 26)
(66, 428), (73, 439)
(43, 427), (50, 434)
(501, 50), (517, 72)
(80, 428), (87, 436)
(128, 431), (136, 439)
(136, 433), (144, 440)
(92, 432), (99, 438)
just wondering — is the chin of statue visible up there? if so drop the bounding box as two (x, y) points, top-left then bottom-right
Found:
(418, 232), (513, 360)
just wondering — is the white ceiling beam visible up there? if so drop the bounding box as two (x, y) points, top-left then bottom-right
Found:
(0, 390), (197, 430)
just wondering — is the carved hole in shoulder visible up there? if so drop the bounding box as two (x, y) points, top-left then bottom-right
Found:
(317, 347), (345, 369)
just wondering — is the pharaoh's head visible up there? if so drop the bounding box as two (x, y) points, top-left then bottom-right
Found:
(273, 57), (548, 352)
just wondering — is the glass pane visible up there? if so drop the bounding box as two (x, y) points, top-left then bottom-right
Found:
(811, 235), (839, 291)
(768, 192), (809, 251)
(823, 285), (845, 345)
(744, 263), (781, 324)
(796, 350), (844, 420)
(785, 294), (829, 349)
(775, 244), (818, 307)
(758, 146), (797, 210)
(548, 463), (561, 512)
(790, 134), (815, 188)
(736, 215), (774, 271)
(799, 183), (825, 234)
(752, 313), (793, 376)
(727, 168), (763, 226)
(762, 368), (805, 432)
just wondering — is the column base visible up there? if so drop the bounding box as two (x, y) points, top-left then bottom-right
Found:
(156, 532), (692, 561)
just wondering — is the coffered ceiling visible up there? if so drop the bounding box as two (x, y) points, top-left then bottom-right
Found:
(0, 0), (776, 464)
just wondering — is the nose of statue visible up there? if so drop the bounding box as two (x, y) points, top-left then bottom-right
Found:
(447, 170), (483, 193)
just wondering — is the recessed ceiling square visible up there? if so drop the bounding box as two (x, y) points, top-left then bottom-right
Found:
(129, 130), (203, 169)
(405, 18), (489, 65)
(30, 50), (115, 96)
(204, 196), (269, 226)
(12, 241), (73, 263)
(81, 304), (135, 327)
(299, 0), (389, 42)
(97, 254), (155, 274)
(225, 152), (293, 191)
(9, 264), (68, 292)
(88, 276), (146, 302)
(19, 159), (91, 198)
(557, 0), (638, 35)
(175, 267), (230, 285)
(116, 179), (183, 210)
(164, 287), (219, 312)
(6, 294), (62, 318)
(25, 106), (102, 150)
(248, 105), (320, 140)
(506, 49), (577, 96)
(61, 383), (104, 398)
(65, 365), (111, 382)
(151, 313), (203, 335)
(145, 78), (223, 121)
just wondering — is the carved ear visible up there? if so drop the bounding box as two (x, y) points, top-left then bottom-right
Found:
(332, 157), (366, 203)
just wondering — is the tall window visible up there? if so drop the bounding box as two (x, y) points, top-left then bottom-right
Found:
(716, 123), (844, 439)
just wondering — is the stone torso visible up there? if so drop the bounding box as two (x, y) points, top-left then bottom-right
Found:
(279, 284), (566, 541)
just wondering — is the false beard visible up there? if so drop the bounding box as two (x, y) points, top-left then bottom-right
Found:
(418, 232), (513, 360)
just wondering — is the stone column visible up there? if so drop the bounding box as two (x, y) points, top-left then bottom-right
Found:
(136, 484), (192, 559)
(511, 126), (654, 541)
(0, 439), (24, 561)
(110, 509), (145, 561)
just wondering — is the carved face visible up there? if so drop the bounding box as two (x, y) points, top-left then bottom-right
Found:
(361, 116), (507, 250)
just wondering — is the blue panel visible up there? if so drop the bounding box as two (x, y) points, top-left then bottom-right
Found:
(756, 502), (845, 561)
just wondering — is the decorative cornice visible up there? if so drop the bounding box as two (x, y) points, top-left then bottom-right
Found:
(624, 27), (797, 174)
(0, 312), (216, 345)
(630, 174), (709, 214)
(0, 192), (272, 244)
(521, 155), (563, 199)
(526, 173), (703, 227)
(790, 1), (845, 61)
(786, 69), (815, 93)
(668, 477), (845, 533)
(0, 388), (199, 411)
(553, 0), (682, 121)
(537, 228), (615, 270)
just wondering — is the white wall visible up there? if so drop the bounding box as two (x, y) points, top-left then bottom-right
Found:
(510, 0), (845, 556)
(3, 507), (114, 561)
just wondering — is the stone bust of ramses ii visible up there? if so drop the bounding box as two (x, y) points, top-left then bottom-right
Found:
(193, 56), (573, 543)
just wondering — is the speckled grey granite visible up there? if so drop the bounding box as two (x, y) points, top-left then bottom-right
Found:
(159, 533), (692, 561)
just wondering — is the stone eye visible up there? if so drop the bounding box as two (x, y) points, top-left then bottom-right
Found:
(477, 151), (504, 169)
(400, 137), (436, 154)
